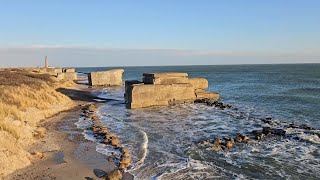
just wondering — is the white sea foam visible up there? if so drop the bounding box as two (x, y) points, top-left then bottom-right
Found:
(135, 130), (149, 168)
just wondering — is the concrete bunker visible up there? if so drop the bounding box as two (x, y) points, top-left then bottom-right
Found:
(125, 72), (220, 109)
(88, 69), (124, 87)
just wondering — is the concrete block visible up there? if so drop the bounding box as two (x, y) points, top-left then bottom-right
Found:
(124, 80), (143, 102)
(125, 83), (196, 109)
(189, 78), (208, 89)
(143, 76), (189, 85)
(143, 72), (188, 78)
(88, 69), (124, 86)
(195, 89), (220, 100)
(57, 72), (77, 80)
(64, 68), (75, 73)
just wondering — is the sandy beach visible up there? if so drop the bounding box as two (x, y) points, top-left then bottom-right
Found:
(4, 104), (116, 180)
(0, 69), (132, 180)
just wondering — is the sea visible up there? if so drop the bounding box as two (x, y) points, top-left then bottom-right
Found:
(76, 64), (320, 180)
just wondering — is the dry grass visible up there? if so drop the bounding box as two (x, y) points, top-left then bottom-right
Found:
(0, 69), (73, 137)
(0, 69), (76, 178)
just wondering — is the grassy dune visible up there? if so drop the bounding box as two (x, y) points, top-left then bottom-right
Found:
(0, 69), (75, 177)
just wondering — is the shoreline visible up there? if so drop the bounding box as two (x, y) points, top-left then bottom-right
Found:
(4, 84), (132, 180)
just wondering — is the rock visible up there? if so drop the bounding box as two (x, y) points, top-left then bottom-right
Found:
(270, 128), (286, 136)
(30, 151), (45, 159)
(262, 127), (271, 135)
(235, 136), (242, 143)
(119, 163), (127, 169)
(300, 124), (313, 130)
(224, 138), (234, 149)
(107, 157), (114, 162)
(246, 140), (254, 144)
(195, 89), (220, 100)
(88, 104), (96, 112)
(105, 169), (123, 180)
(92, 116), (99, 121)
(211, 145), (221, 151)
(253, 131), (264, 140)
(199, 140), (210, 145)
(120, 156), (132, 165)
(252, 130), (265, 139)
(34, 127), (47, 138)
(103, 139), (110, 144)
(226, 104), (232, 108)
(91, 126), (100, 132)
(93, 169), (108, 178)
(213, 137), (221, 145)
(194, 99), (208, 104)
(240, 134), (249, 142)
(98, 127), (109, 135)
(225, 141), (234, 149)
(120, 148), (130, 157)
(111, 137), (120, 147)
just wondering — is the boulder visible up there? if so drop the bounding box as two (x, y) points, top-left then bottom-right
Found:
(111, 137), (120, 147)
(211, 145), (221, 151)
(120, 156), (132, 165)
(189, 78), (208, 89)
(105, 169), (122, 180)
(88, 69), (124, 86)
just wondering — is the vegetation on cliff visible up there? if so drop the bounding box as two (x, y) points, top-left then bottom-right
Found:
(0, 69), (74, 178)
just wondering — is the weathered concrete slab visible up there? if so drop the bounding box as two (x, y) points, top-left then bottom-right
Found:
(63, 68), (75, 73)
(88, 69), (124, 86)
(143, 72), (188, 78)
(143, 76), (189, 85)
(124, 80), (143, 101)
(125, 83), (196, 109)
(189, 78), (208, 89)
(41, 68), (63, 75)
(57, 72), (78, 80)
(195, 89), (220, 100)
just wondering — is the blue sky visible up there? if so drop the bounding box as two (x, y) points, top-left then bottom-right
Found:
(0, 0), (319, 67)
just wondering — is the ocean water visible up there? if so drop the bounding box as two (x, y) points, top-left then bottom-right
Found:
(77, 64), (320, 179)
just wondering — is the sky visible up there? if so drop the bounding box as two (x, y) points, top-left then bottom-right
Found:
(0, 0), (319, 67)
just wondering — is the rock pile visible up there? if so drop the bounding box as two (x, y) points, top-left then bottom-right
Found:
(80, 104), (132, 179)
(194, 99), (232, 110)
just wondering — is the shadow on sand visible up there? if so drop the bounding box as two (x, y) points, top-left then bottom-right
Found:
(57, 88), (119, 103)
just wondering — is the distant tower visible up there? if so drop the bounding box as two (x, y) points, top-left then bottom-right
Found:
(45, 56), (49, 68)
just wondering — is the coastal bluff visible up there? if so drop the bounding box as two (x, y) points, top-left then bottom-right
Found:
(88, 69), (124, 86)
(125, 72), (220, 109)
